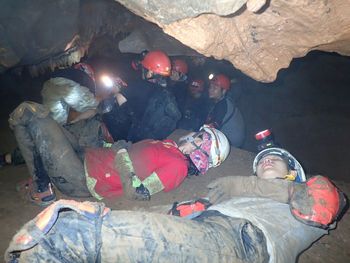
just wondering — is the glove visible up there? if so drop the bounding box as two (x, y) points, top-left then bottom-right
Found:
(134, 184), (151, 201)
(207, 176), (291, 204)
(111, 140), (132, 153)
(97, 96), (116, 114)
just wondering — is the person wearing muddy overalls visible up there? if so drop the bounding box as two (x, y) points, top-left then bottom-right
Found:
(102, 50), (182, 143)
(10, 63), (123, 205)
(0, 63), (112, 168)
(5, 146), (346, 263)
(9, 96), (230, 206)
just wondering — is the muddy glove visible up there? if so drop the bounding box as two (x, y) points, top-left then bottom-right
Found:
(207, 176), (292, 204)
(134, 184), (151, 201)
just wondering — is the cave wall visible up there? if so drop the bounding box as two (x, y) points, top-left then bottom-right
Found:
(2, 0), (350, 82)
(117, 0), (350, 82)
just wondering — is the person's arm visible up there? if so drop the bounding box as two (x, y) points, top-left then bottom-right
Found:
(68, 108), (98, 124)
(206, 100), (227, 129)
(207, 176), (292, 204)
(114, 145), (187, 200)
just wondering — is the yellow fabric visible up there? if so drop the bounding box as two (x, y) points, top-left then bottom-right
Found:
(84, 161), (104, 200)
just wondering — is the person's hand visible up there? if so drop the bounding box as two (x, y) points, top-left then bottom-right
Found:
(110, 76), (127, 95)
(134, 184), (151, 201)
(207, 176), (237, 204)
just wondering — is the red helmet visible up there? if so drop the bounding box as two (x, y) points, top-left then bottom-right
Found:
(73, 63), (95, 82)
(211, 74), (231, 90)
(172, 59), (188, 75)
(141, 50), (171, 76)
(189, 79), (204, 92)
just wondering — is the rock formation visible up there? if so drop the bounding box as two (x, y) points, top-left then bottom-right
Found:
(1, 0), (350, 82)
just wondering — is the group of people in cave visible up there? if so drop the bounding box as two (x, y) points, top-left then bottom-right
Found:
(2, 50), (347, 263)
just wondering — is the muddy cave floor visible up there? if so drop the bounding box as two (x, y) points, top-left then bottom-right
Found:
(0, 122), (349, 262)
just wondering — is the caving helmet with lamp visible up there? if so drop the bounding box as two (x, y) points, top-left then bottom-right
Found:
(210, 74), (231, 91)
(181, 125), (230, 174)
(141, 50), (171, 77)
(255, 129), (276, 151)
(253, 147), (306, 182)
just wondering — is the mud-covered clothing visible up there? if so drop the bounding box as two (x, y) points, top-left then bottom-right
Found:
(129, 88), (181, 142)
(206, 96), (245, 147)
(177, 94), (210, 131)
(6, 200), (269, 263)
(210, 197), (329, 263)
(101, 100), (133, 141)
(103, 78), (181, 142)
(85, 139), (188, 199)
(9, 102), (105, 197)
(41, 68), (98, 125)
(102, 79), (155, 141)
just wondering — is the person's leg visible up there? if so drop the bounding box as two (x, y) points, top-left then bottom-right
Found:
(10, 102), (91, 197)
(100, 210), (269, 263)
(6, 202), (269, 263)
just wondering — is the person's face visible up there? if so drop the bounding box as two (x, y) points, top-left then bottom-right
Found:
(145, 69), (154, 80)
(189, 83), (204, 98)
(170, 69), (181, 81)
(208, 82), (225, 100)
(256, 154), (289, 179)
(178, 135), (203, 155)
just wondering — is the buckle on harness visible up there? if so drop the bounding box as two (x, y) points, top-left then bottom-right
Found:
(168, 198), (212, 219)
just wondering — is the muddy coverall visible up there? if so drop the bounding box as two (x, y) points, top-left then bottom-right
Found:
(5, 200), (269, 263)
(9, 102), (105, 197)
(5, 191), (330, 263)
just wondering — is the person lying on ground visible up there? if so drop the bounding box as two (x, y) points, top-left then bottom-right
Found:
(9, 101), (230, 206)
(5, 159), (346, 262)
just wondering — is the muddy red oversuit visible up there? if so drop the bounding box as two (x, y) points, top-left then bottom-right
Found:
(85, 139), (188, 199)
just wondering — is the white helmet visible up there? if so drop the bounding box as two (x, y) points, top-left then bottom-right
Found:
(200, 125), (230, 167)
(253, 147), (306, 182)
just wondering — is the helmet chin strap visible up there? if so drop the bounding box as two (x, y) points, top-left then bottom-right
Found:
(284, 170), (297, 181)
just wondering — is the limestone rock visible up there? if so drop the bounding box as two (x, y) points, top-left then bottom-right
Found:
(117, 0), (350, 82)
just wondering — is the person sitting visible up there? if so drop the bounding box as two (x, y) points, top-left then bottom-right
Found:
(170, 58), (189, 83)
(177, 78), (210, 131)
(9, 99), (230, 206)
(206, 73), (245, 148)
(5, 146), (346, 263)
(103, 50), (181, 142)
(0, 63), (119, 168)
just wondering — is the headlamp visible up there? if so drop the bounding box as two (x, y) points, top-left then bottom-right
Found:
(101, 75), (114, 88)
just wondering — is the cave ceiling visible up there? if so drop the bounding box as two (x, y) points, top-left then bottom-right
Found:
(1, 0), (350, 82)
